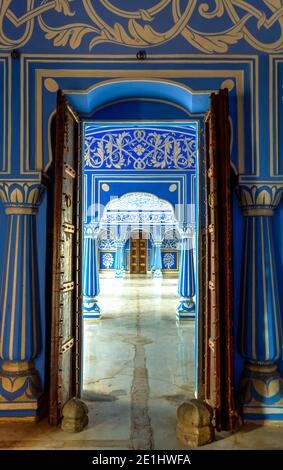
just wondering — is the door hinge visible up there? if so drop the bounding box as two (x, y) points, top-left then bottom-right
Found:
(61, 281), (75, 292)
(61, 337), (74, 354)
(62, 222), (75, 234)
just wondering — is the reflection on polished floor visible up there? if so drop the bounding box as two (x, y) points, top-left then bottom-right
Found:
(82, 273), (195, 450)
(1, 274), (283, 449)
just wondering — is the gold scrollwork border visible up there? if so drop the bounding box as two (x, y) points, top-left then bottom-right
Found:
(2, 1), (283, 54)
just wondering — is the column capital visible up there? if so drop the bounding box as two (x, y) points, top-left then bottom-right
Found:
(84, 224), (100, 239)
(0, 181), (45, 215)
(236, 184), (282, 216)
(180, 223), (195, 239)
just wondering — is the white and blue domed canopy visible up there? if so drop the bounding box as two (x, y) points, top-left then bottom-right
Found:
(100, 192), (178, 226)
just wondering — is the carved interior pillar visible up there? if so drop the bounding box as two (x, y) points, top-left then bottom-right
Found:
(176, 225), (195, 320)
(82, 224), (101, 319)
(153, 241), (163, 278)
(150, 243), (156, 272)
(121, 243), (126, 275)
(0, 181), (44, 420)
(115, 240), (125, 278)
(237, 185), (283, 423)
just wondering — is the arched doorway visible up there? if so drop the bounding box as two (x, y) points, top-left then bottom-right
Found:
(96, 192), (181, 279)
(48, 83), (236, 442)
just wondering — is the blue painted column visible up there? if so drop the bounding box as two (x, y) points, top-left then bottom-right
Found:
(176, 226), (195, 320)
(153, 241), (163, 278)
(0, 180), (44, 419)
(237, 185), (283, 422)
(150, 243), (156, 272)
(121, 243), (126, 275)
(115, 240), (125, 278)
(82, 224), (101, 319)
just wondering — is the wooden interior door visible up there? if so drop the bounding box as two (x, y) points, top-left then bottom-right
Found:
(201, 88), (237, 431)
(130, 232), (147, 274)
(49, 90), (82, 425)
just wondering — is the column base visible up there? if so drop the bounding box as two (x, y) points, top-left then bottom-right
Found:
(83, 297), (101, 319)
(0, 361), (43, 420)
(238, 362), (283, 423)
(115, 270), (125, 278)
(153, 269), (162, 278)
(176, 298), (195, 320)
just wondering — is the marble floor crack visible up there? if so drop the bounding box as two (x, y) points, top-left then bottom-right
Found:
(130, 295), (154, 450)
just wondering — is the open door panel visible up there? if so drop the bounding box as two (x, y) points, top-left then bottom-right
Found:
(202, 88), (237, 431)
(49, 90), (82, 425)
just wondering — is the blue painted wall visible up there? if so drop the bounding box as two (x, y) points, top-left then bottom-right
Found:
(84, 121), (196, 277)
(0, 1), (283, 394)
(83, 122), (197, 229)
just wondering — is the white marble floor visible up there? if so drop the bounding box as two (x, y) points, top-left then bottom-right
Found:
(1, 273), (283, 450)
(82, 273), (195, 450)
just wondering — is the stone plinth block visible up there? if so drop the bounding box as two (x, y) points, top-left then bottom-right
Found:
(61, 398), (88, 433)
(176, 399), (215, 448)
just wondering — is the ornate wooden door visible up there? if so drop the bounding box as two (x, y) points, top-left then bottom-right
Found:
(49, 90), (82, 425)
(202, 89), (237, 431)
(130, 232), (147, 274)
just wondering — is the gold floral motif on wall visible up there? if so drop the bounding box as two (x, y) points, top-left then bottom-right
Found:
(1, 1), (283, 53)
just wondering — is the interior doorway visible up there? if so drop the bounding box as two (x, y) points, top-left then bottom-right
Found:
(80, 126), (198, 447)
(48, 84), (236, 442)
(130, 231), (147, 274)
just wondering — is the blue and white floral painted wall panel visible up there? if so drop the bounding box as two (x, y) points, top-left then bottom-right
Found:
(84, 123), (197, 171)
(99, 250), (116, 270)
(83, 122), (197, 227)
(161, 251), (178, 271)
